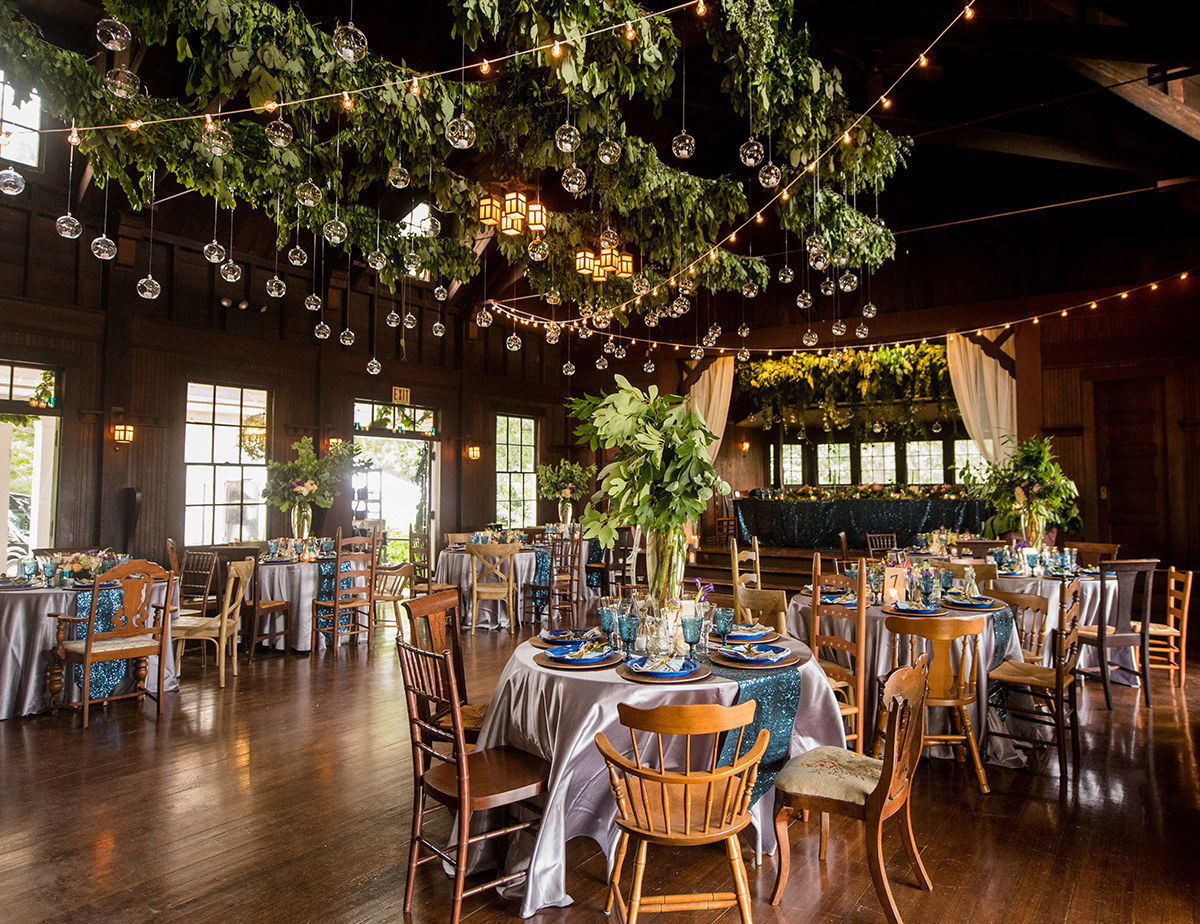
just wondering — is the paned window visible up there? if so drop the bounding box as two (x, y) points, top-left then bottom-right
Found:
(817, 444), (852, 484)
(906, 440), (944, 484)
(860, 441), (897, 483)
(1, 73), (41, 168)
(781, 444), (804, 485)
(495, 414), (536, 527)
(953, 439), (986, 482)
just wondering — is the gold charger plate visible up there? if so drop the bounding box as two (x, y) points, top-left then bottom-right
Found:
(615, 661), (713, 684)
(530, 633), (599, 650)
(532, 650), (623, 671)
(881, 604), (950, 618)
(709, 630), (780, 644)
(709, 650), (802, 671)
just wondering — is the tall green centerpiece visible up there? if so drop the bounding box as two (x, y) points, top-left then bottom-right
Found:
(568, 375), (730, 609)
(536, 459), (597, 526)
(961, 435), (1081, 545)
(263, 437), (363, 538)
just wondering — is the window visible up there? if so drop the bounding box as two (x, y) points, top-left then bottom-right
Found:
(953, 439), (986, 483)
(781, 444), (804, 485)
(860, 442), (897, 483)
(816, 444), (852, 484)
(906, 440), (943, 484)
(184, 383), (268, 545)
(353, 398), (436, 436)
(495, 415), (536, 527)
(1, 72), (41, 168)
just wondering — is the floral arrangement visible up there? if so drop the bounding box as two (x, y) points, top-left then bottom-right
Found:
(537, 460), (597, 503)
(920, 528), (960, 554)
(781, 483), (964, 502)
(56, 549), (106, 575)
(263, 437), (364, 512)
(692, 578), (714, 606)
(472, 530), (526, 545)
(961, 435), (1081, 538)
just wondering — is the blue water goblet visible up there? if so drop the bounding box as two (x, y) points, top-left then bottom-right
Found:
(867, 570), (882, 606)
(681, 615), (702, 660)
(713, 607), (735, 648)
(20, 558), (36, 581)
(940, 569), (954, 592)
(598, 597), (618, 647)
(618, 612), (639, 658)
(920, 573), (935, 606)
(268, 539), (280, 558)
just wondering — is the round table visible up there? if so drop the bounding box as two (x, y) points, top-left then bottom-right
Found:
(256, 559), (365, 652)
(433, 548), (542, 630)
(473, 637), (844, 916)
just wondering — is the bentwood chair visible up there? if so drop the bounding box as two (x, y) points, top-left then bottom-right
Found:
(374, 561), (416, 632)
(46, 559), (175, 728)
(1077, 558), (1159, 709)
(1071, 541), (1120, 569)
(1133, 567), (1192, 687)
(594, 701), (769, 924)
(771, 657), (931, 924)
(397, 640), (550, 924)
(311, 528), (378, 651)
(989, 576), (1083, 779)
(409, 520), (459, 596)
(178, 550), (218, 616)
(172, 557), (254, 688)
(809, 553), (869, 752)
(465, 542), (519, 633)
(989, 589), (1052, 664)
(402, 589), (488, 741)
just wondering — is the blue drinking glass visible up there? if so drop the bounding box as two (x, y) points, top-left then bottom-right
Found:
(19, 559), (36, 581)
(681, 615), (702, 660)
(920, 573), (935, 606)
(618, 612), (639, 658)
(268, 539), (280, 557)
(940, 569), (954, 591)
(713, 607), (735, 647)
(867, 571), (882, 605)
(598, 597), (618, 646)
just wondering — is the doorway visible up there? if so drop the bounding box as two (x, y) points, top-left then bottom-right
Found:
(2, 365), (60, 573)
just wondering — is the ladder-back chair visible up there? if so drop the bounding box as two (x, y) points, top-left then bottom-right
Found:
(809, 552), (869, 752)
(1077, 558), (1159, 709)
(402, 589), (487, 741)
(311, 528), (377, 651)
(1133, 566), (1192, 687)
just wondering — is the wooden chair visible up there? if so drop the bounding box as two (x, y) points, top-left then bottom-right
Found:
(465, 542), (519, 633)
(46, 559), (175, 728)
(882, 613), (990, 794)
(938, 559), (998, 589)
(402, 589), (488, 742)
(178, 550), (218, 616)
(730, 536), (761, 622)
(735, 585), (788, 635)
(242, 559), (292, 660)
(375, 561), (417, 632)
(444, 531), (474, 546)
(989, 576), (1083, 779)
(771, 657), (931, 924)
(311, 528), (377, 651)
(165, 538), (181, 575)
(954, 538), (1004, 560)
(610, 526), (645, 594)
(397, 640), (550, 924)
(1133, 567), (1192, 687)
(1071, 541), (1120, 568)
(594, 701), (770, 924)
(1077, 558), (1159, 709)
(867, 533), (898, 558)
(409, 520), (458, 596)
(172, 557), (254, 688)
(550, 534), (583, 624)
(715, 493), (737, 544)
(989, 589), (1052, 664)
(809, 552), (869, 753)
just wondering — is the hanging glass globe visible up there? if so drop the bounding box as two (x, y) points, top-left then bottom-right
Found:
(333, 21), (368, 63)
(136, 274), (161, 299)
(219, 260), (242, 282)
(55, 214), (82, 239)
(778, 266), (795, 284)
(403, 312), (417, 329)
(96, 18), (131, 51)
(403, 251), (421, 272)
(339, 328), (355, 346)
(832, 319), (847, 336)
(595, 355), (608, 370)
(806, 233), (826, 255)
(367, 250), (386, 270)
(603, 338), (615, 354)
(545, 324), (560, 344)
(848, 226), (866, 246)
(203, 239), (226, 263)
(671, 296), (690, 315)
(599, 227), (620, 249)
(387, 161), (410, 189)
(855, 323), (869, 339)
(708, 323), (722, 340)
(820, 278), (836, 296)
(932, 420), (943, 433)
(736, 347), (750, 361)
(614, 345), (626, 359)
(545, 288), (561, 305)
(434, 284), (448, 301)
(644, 311), (659, 328)
(202, 122), (234, 157)
(598, 138), (621, 164)
(643, 358), (656, 373)
(446, 112), (476, 149)
(305, 294), (322, 311)
(679, 281), (694, 296)
(432, 321), (446, 337)
(810, 250), (829, 271)
(739, 136), (764, 167)
(367, 357), (382, 375)
(862, 301), (877, 319)
(91, 234), (117, 260)
(562, 361), (576, 376)
(802, 329), (818, 347)
(266, 275), (286, 298)
(562, 164), (587, 194)
(265, 118), (293, 148)
(593, 311), (612, 329)
(872, 216), (887, 233)
(0, 166), (26, 196)
(738, 323), (750, 338)
(671, 130), (696, 159)
(758, 161), (781, 188)
(322, 218), (346, 244)
(632, 276), (650, 296)
(690, 346), (704, 360)
(425, 216), (441, 238)
(742, 282), (759, 299)
(833, 251), (850, 268)
(288, 245), (308, 266)
(314, 321), (331, 339)
(577, 325), (594, 340)
(796, 290), (813, 310)
(475, 307), (493, 328)
(555, 123), (581, 153)
(838, 271), (858, 292)
(105, 66), (140, 99)
(872, 420), (883, 433)
(385, 309), (400, 327)
(527, 237), (549, 261)
(506, 332), (522, 352)
(295, 178), (322, 207)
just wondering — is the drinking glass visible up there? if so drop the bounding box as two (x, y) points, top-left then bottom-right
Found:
(1026, 550), (1039, 573)
(681, 615), (702, 660)
(618, 611), (639, 658)
(713, 607), (734, 648)
(940, 569), (954, 592)
(44, 562), (59, 587)
(846, 565), (858, 583)
(268, 539), (280, 558)
(867, 570), (882, 606)
(598, 596), (619, 646)
(920, 573), (935, 606)
(20, 559), (37, 581)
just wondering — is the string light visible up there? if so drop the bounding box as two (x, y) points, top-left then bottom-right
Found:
(552, 40), (562, 58)
(697, 0), (706, 13)
(880, 96), (892, 108)
(264, 100), (277, 111)
(342, 91), (354, 109)
(480, 59), (490, 74)
(126, 119), (142, 131)
(755, 211), (763, 223)
(964, 6), (975, 19)
(626, 21), (636, 39)
(919, 54), (929, 66)
(410, 76), (420, 95)
(204, 114), (216, 131)
(67, 121), (80, 145)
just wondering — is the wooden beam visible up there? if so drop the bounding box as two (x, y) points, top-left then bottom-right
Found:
(1069, 58), (1200, 143)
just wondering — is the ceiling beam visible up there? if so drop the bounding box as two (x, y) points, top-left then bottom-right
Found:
(1068, 58), (1200, 144)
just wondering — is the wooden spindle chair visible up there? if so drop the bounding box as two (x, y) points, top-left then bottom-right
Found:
(1077, 558), (1159, 709)
(402, 589), (487, 741)
(1133, 566), (1192, 687)
(989, 589), (1052, 664)
(374, 561), (417, 632)
(809, 552), (869, 752)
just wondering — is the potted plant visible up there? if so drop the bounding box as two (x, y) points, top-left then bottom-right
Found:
(961, 435), (1081, 546)
(536, 459), (597, 525)
(262, 437), (364, 538)
(568, 375), (730, 609)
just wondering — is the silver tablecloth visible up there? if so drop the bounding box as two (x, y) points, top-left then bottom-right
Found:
(256, 561), (318, 651)
(474, 637), (845, 916)
(0, 583), (179, 721)
(434, 549), (539, 630)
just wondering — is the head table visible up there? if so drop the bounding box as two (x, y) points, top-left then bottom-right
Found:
(471, 636), (844, 917)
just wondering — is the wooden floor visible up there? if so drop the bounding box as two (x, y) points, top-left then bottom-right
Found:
(3, 622), (1198, 924)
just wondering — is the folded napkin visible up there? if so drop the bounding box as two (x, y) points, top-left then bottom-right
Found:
(944, 592), (989, 604)
(821, 591), (857, 605)
(541, 627), (601, 642)
(730, 622), (771, 635)
(720, 643), (790, 663)
(893, 601), (938, 612)
(557, 641), (612, 660)
(630, 656), (687, 673)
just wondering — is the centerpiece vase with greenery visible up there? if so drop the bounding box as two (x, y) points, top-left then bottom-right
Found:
(536, 459), (597, 526)
(568, 376), (730, 611)
(961, 435), (1081, 545)
(263, 437), (363, 539)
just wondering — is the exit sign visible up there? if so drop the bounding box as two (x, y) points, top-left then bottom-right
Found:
(391, 386), (411, 405)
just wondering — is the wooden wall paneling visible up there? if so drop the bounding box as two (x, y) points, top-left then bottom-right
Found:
(1015, 321), (1043, 441)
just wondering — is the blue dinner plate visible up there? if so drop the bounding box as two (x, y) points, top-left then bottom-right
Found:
(546, 643), (612, 663)
(943, 594), (994, 608)
(999, 571), (1022, 577)
(891, 601), (940, 614)
(541, 629), (589, 643)
(719, 643), (789, 664)
(627, 656), (699, 677)
(727, 625), (772, 640)
(821, 594), (858, 606)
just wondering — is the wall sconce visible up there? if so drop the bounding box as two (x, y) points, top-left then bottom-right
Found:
(327, 437), (344, 450)
(465, 443), (481, 461)
(739, 439), (750, 454)
(113, 423), (135, 445)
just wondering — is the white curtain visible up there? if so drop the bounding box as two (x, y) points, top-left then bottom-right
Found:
(686, 356), (735, 462)
(947, 328), (1017, 463)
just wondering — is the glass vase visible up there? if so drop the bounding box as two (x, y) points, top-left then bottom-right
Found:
(558, 499), (573, 526)
(290, 502), (312, 539)
(645, 528), (688, 611)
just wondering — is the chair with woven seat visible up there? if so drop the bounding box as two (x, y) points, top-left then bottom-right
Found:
(771, 657), (931, 924)
(397, 639), (550, 924)
(989, 575), (1082, 779)
(989, 588), (1052, 664)
(867, 533), (899, 558)
(1077, 558), (1159, 709)
(1133, 567), (1192, 687)
(735, 585), (789, 635)
(178, 550), (218, 616)
(242, 559), (292, 659)
(311, 528), (377, 651)
(882, 613), (990, 794)
(402, 589), (487, 741)
(809, 552), (869, 752)
(172, 557), (254, 688)
(937, 559), (998, 590)
(1072, 541), (1120, 568)
(594, 700), (769, 924)
(409, 520), (459, 596)
(444, 531), (474, 546)
(46, 559), (175, 728)
(466, 542), (519, 633)
(375, 561), (417, 633)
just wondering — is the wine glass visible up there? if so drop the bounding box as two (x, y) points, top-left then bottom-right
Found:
(867, 570), (882, 606)
(618, 611), (639, 658)
(680, 615), (702, 660)
(713, 607), (734, 649)
(598, 596), (619, 647)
